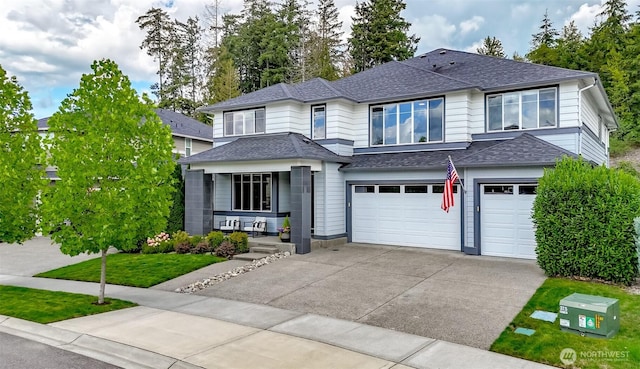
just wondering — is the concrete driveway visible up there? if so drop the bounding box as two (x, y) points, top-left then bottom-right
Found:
(186, 243), (546, 349)
(0, 237), (101, 276)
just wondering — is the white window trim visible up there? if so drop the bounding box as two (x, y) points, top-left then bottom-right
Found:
(370, 98), (444, 147)
(486, 87), (557, 132)
(312, 105), (326, 140)
(185, 138), (192, 157)
(223, 108), (266, 137)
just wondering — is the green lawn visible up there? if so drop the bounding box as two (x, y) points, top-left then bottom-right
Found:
(491, 278), (640, 369)
(0, 285), (136, 324)
(35, 253), (227, 288)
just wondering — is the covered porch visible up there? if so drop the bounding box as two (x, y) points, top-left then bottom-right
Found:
(178, 132), (350, 254)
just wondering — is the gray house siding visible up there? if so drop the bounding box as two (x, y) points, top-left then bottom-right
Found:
(313, 162), (346, 238)
(581, 126), (607, 165)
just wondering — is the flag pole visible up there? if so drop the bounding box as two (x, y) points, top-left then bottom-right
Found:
(448, 155), (466, 192)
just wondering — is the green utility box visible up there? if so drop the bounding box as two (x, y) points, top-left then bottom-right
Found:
(559, 293), (620, 338)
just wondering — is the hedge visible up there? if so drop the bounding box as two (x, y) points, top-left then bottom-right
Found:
(532, 156), (640, 285)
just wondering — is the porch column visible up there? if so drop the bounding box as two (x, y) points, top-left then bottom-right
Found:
(291, 166), (311, 254)
(184, 169), (213, 235)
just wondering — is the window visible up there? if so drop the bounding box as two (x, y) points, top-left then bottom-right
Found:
(185, 138), (192, 157)
(487, 88), (557, 131)
(484, 185), (513, 194)
(355, 185), (375, 193)
(312, 105), (326, 139)
(379, 185), (401, 193)
(370, 98), (444, 146)
(433, 185), (457, 194)
(232, 173), (271, 211)
(519, 185), (537, 195)
(223, 108), (266, 136)
(405, 185), (428, 193)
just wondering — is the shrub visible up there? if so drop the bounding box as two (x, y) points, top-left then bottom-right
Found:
(192, 241), (211, 254)
(172, 231), (190, 246)
(166, 163), (185, 234)
(533, 157), (640, 285)
(228, 232), (249, 253)
(634, 217), (640, 274)
(215, 240), (236, 259)
(157, 240), (175, 253)
(174, 242), (192, 254)
(206, 231), (225, 249)
(190, 235), (204, 247)
(141, 244), (159, 254)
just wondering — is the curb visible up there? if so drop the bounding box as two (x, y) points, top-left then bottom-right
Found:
(0, 316), (203, 369)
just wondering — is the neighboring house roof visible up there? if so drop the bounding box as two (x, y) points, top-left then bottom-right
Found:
(198, 48), (600, 112)
(179, 132), (351, 164)
(341, 133), (575, 171)
(154, 108), (212, 141)
(36, 109), (213, 142)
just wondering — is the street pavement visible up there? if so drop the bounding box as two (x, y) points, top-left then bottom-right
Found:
(0, 331), (120, 369)
(0, 237), (554, 369)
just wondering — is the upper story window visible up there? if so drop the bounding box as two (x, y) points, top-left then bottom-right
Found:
(487, 88), (557, 131)
(223, 108), (266, 136)
(371, 98), (444, 146)
(185, 138), (192, 157)
(312, 105), (326, 139)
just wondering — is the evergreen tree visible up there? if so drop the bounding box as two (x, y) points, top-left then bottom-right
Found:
(136, 8), (174, 101)
(555, 21), (587, 70)
(348, 0), (419, 73)
(511, 51), (525, 61)
(476, 36), (505, 58)
(166, 163), (185, 234)
(209, 45), (241, 104)
(585, 0), (631, 83)
(526, 9), (559, 65)
(308, 0), (343, 80)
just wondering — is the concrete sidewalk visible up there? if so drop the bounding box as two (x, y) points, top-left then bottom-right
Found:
(0, 275), (554, 369)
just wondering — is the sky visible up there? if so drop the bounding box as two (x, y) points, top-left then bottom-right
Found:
(2, 0), (639, 119)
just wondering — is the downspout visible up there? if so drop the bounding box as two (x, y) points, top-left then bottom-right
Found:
(577, 79), (597, 156)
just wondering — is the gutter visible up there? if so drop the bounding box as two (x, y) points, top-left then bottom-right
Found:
(578, 79), (597, 156)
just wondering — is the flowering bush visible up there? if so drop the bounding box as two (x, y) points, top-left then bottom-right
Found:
(277, 226), (290, 234)
(146, 232), (170, 248)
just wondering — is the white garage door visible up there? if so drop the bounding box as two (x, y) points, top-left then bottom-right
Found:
(351, 184), (460, 250)
(480, 184), (537, 259)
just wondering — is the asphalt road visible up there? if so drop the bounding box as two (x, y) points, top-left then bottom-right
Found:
(0, 331), (120, 369)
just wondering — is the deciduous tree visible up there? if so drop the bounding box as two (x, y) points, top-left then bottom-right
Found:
(0, 65), (45, 243)
(42, 59), (175, 304)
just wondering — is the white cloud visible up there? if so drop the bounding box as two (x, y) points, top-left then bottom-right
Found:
(459, 16), (484, 35)
(410, 14), (457, 53)
(568, 3), (603, 33)
(465, 39), (484, 54)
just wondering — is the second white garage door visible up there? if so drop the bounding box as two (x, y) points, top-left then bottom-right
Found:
(351, 184), (460, 250)
(480, 184), (537, 259)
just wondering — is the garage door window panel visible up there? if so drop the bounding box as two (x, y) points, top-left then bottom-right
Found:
(484, 185), (513, 194)
(405, 185), (428, 193)
(433, 185), (457, 193)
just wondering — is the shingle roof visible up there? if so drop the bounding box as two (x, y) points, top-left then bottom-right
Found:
(341, 133), (575, 171)
(455, 133), (577, 167)
(198, 48), (598, 112)
(401, 49), (595, 91)
(179, 132), (351, 164)
(154, 108), (212, 141)
(35, 109), (213, 141)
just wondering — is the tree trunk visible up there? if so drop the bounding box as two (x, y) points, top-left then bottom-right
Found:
(98, 249), (107, 304)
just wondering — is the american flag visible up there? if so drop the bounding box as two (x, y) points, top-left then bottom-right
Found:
(441, 157), (459, 213)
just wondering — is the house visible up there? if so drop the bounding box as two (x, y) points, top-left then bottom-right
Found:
(180, 48), (616, 259)
(38, 108), (214, 180)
